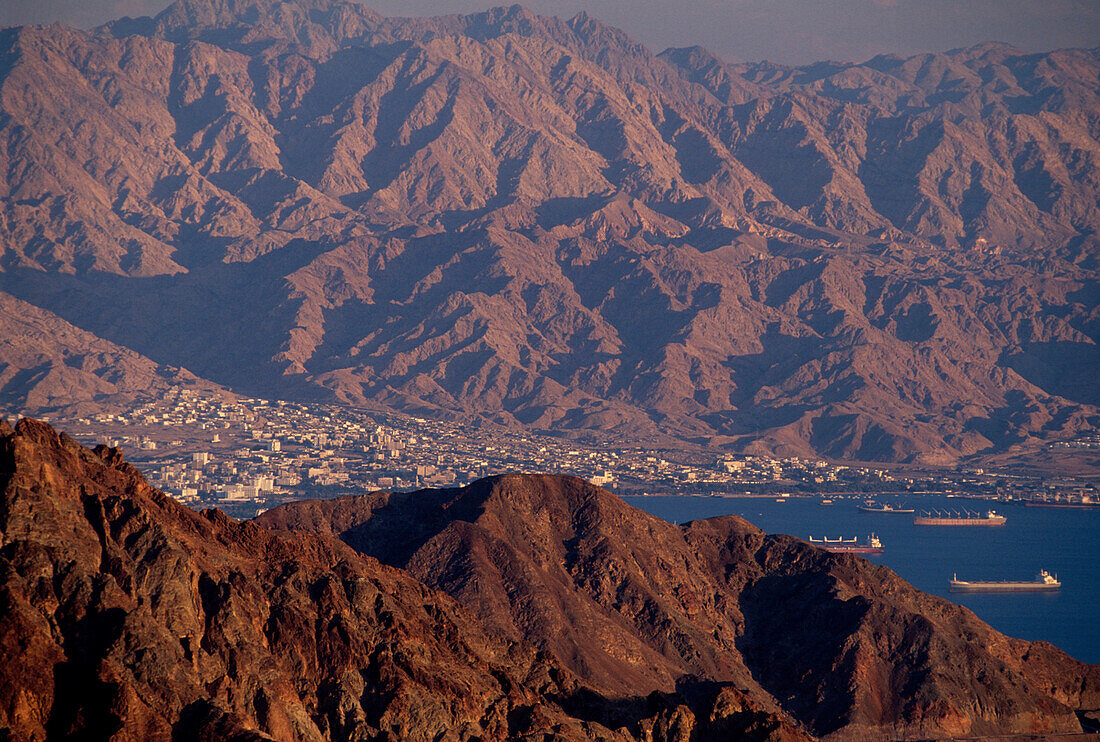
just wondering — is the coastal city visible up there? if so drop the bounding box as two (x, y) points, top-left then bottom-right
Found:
(25, 387), (1099, 519)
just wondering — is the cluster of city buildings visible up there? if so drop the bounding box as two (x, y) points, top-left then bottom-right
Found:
(28, 387), (1098, 519)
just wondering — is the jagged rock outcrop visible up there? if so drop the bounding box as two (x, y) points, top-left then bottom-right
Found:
(0, 418), (809, 741)
(0, 0), (1097, 461)
(7, 418), (1096, 741)
(260, 473), (1100, 739)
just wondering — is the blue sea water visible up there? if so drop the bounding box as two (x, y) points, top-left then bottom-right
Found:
(622, 494), (1100, 664)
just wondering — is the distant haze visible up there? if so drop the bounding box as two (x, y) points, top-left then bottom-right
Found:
(1, 0), (1097, 64)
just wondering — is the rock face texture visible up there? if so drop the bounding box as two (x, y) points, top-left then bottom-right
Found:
(0, 0), (1098, 461)
(259, 473), (1100, 740)
(0, 418), (813, 741)
(4, 419), (1099, 742)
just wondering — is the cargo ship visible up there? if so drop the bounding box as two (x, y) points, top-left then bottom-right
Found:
(1024, 495), (1099, 509)
(858, 502), (915, 513)
(949, 570), (1061, 592)
(807, 534), (884, 554)
(913, 509), (1006, 526)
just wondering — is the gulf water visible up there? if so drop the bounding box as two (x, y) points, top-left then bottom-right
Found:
(623, 494), (1099, 664)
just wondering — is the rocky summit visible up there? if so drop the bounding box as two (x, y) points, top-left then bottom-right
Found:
(260, 472), (1100, 739)
(3, 418), (1099, 740)
(0, 0), (1097, 462)
(2, 418), (1098, 740)
(0, 417), (813, 741)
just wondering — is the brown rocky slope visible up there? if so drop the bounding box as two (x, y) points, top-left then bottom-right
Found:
(0, 290), (227, 416)
(0, 0), (1097, 461)
(259, 473), (1100, 739)
(0, 418), (811, 741)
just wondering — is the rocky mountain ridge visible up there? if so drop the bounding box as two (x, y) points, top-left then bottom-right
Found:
(0, 291), (227, 414)
(3, 418), (1098, 740)
(0, 417), (809, 741)
(0, 0), (1097, 462)
(259, 472), (1100, 739)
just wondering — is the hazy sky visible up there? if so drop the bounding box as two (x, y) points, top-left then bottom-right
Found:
(1, 0), (1097, 65)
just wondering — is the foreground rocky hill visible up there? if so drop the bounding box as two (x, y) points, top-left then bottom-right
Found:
(0, 418), (811, 741)
(0, 0), (1098, 461)
(259, 472), (1100, 739)
(2, 418), (1098, 740)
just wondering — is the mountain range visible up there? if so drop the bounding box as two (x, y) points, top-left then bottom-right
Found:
(2, 417), (1097, 740)
(0, 0), (1098, 462)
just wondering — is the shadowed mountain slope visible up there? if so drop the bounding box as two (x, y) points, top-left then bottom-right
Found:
(0, 290), (226, 414)
(0, 0), (1097, 461)
(259, 473), (1100, 740)
(0, 418), (811, 741)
